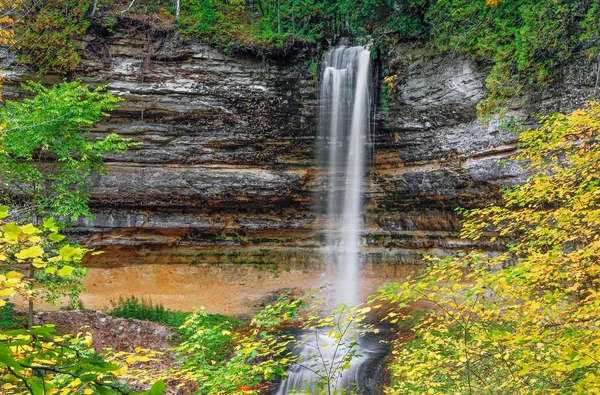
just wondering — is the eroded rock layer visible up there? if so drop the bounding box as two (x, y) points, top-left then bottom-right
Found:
(2, 28), (598, 270)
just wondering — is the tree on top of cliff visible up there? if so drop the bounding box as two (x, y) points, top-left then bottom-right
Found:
(15, 0), (91, 74)
(0, 0), (22, 101)
(425, 0), (600, 117)
(0, 81), (136, 221)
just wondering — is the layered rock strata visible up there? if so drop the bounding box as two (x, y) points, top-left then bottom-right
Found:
(2, 29), (598, 270)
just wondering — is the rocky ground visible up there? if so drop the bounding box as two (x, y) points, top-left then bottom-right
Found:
(34, 311), (197, 394)
(35, 311), (176, 351)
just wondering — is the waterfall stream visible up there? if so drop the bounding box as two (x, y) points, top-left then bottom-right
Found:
(275, 45), (373, 394)
(325, 45), (371, 307)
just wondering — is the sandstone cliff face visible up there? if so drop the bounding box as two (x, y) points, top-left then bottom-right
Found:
(367, 46), (598, 262)
(1, 27), (598, 268)
(2, 26), (321, 266)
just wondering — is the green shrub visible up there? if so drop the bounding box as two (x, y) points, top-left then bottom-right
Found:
(107, 295), (189, 328)
(0, 301), (26, 330)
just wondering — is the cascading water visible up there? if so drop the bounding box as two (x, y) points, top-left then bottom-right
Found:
(322, 45), (371, 308)
(275, 45), (373, 394)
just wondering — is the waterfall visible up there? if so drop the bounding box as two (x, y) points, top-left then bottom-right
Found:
(275, 45), (372, 394)
(321, 45), (371, 307)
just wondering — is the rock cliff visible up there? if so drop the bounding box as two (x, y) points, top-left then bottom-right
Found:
(368, 45), (598, 262)
(2, 26), (598, 269)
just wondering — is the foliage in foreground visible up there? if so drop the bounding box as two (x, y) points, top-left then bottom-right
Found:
(174, 297), (302, 394)
(0, 206), (89, 328)
(0, 325), (153, 395)
(111, 292), (376, 394)
(0, 81), (134, 221)
(0, 206), (164, 394)
(377, 102), (600, 394)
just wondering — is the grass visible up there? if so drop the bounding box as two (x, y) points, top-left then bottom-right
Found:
(106, 295), (241, 334)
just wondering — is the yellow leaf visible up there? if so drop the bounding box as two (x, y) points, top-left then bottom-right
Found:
(15, 245), (44, 260)
(32, 258), (47, 268)
(20, 224), (39, 235)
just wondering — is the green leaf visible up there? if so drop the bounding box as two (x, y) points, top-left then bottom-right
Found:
(48, 232), (66, 242)
(149, 380), (166, 395)
(57, 266), (75, 277)
(87, 358), (119, 372)
(0, 353), (23, 371)
(80, 373), (98, 383)
(30, 381), (45, 395)
(94, 385), (119, 395)
(2, 223), (21, 240)
(42, 217), (58, 232)
(29, 326), (56, 337)
(0, 205), (8, 219)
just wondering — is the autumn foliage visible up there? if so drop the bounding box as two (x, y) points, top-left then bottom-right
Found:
(379, 102), (600, 394)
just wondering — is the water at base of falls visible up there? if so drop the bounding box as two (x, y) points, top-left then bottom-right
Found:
(274, 45), (373, 394)
(274, 328), (387, 395)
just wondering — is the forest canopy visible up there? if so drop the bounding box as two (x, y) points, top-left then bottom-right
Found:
(7, 0), (600, 115)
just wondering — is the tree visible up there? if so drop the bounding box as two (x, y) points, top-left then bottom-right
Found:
(0, 205), (166, 394)
(16, 0), (90, 74)
(173, 295), (301, 394)
(378, 102), (600, 394)
(0, 205), (89, 327)
(0, 81), (135, 221)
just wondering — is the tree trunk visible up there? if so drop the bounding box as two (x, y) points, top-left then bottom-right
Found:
(27, 263), (34, 329)
(175, 0), (180, 19)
